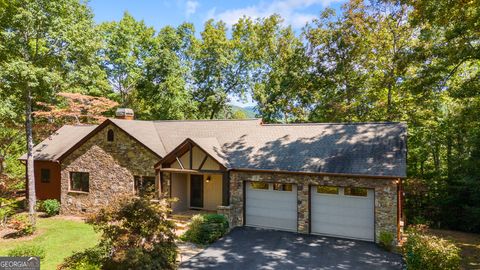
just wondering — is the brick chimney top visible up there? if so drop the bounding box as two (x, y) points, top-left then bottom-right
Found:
(115, 108), (134, 120)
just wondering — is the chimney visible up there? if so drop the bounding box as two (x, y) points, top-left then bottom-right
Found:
(115, 108), (134, 120)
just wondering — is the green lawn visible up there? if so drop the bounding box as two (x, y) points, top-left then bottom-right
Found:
(0, 217), (99, 270)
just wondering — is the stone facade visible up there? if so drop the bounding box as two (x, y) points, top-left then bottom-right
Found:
(228, 171), (399, 243)
(60, 124), (160, 214)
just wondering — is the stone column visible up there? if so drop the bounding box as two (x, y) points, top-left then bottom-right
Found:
(297, 183), (309, 233)
(217, 205), (234, 230)
(229, 172), (244, 227)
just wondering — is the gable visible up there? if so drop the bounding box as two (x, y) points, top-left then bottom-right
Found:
(170, 146), (221, 171)
(58, 119), (162, 162)
(61, 123), (161, 176)
(158, 139), (225, 171)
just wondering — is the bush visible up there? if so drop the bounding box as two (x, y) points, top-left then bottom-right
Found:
(181, 214), (229, 245)
(378, 231), (395, 251)
(42, 199), (60, 216)
(59, 246), (106, 270)
(8, 213), (35, 236)
(403, 226), (461, 270)
(35, 200), (44, 212)
(8, 245), (46, 259)
(0, 198), (15, 227)
(62, 197), (177, 270)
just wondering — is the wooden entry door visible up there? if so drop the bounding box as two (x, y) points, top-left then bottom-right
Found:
(190, 175), (204, 208)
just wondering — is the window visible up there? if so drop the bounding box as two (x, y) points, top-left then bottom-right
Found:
(70, 172), (89, 192)
(134, 176), (156, 196)
(250, 182), (269, 190)
(273, 183), (293, 191)
(344, 187), (368, 197)
(107, 129), (114, 142)
(317, 186), (339, 194)
(40, 169), (50, 183)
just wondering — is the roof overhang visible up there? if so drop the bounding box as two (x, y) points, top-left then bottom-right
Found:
(228, 167), (405, 180)
(154, 138), (227, 170)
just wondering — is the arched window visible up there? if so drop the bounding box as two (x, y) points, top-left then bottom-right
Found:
(107, 129), (114, 142)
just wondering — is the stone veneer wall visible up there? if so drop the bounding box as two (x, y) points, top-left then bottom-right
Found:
(228, 171), (399, 243)
(60, 124), (160, 214)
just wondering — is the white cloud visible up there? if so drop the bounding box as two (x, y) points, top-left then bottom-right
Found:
(185, 0), (199, 17)
(209, 0), (343, 28)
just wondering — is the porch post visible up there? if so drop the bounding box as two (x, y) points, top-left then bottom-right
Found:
(222, 172), (230, 206)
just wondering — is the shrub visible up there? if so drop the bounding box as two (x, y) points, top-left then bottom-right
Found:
(181, 214), (229, 245)
(403, 226), (461, 270)
(35, 200), (44, 212)
(42, 199), (60, 216)
(59, 246), (106, 270)
(8, 245), (46, 259)
(8, 213), (35, 236)
(378, 231), (395, 251)
(0, 198), (15, 227)
(62, 197), (177, 270)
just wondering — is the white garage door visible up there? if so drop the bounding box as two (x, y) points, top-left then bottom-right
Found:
(245, 182), (297, 232)
(311, 186), (375, 241)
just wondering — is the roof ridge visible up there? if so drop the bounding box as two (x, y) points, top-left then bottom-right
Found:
(262, 121), (406, 126)
(153, 118), (261, 122)
(62, 124), (99, 127)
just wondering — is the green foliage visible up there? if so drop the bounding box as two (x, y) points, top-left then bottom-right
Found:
(8, 245), (46, 259)
(232, 109), (248, 119)
(0, 198), (15, 227)
(378, 231), (395, 252)
(42, 199), (60, 216)
(99, 12), (155, 107)
(403, 226), (461, 270)
(8, 213), (35, 236)
(72, 197), (178, 270)
(59, 246), (105, 270)
(0, 0), (478, 235)
(181, 214), (229, 245)
(0, 218), (99, 270)
(136, 23), (197, 120)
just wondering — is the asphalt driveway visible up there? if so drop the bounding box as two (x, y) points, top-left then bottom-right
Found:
(180, 227), (403, 270)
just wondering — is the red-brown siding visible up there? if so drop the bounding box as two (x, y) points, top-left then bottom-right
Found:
(26, 161), (61, 201)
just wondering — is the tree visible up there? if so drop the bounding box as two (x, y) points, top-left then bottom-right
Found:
(305, 3), (371, 122)
(234, 15), (311, 123)
(33, 92), (119, 140)
(0, 98), (24, 178)
(99, 12), (155, 107)
(192, 20), (249, 119)
(62, 197), (177, 269)
(136, 23), (197, 120)
(0, 0), (107, 225)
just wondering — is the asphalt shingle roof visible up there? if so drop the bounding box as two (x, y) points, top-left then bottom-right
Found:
(20, 125), (97, 161)
(25, 119), (407, 177)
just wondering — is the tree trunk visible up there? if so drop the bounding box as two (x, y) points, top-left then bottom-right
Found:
(25, 90), (36, 225)
(387, 84), (393, 120)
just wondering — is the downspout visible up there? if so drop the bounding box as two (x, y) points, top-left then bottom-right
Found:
(397, 178), (403, 244)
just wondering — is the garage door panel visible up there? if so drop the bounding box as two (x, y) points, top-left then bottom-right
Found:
(311, 186), (374, 241)
(247, 205), (297, 218)
(245, 182), (297, 232)
(246, 195), (297, 209)
(246, 215), (297, 231)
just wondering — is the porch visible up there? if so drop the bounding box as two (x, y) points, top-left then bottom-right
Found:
(168, 172), (225, 213)
(155, 138), (230, 215)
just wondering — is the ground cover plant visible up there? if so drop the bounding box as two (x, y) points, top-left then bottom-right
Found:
(0, 217), (98, 270)
(181, 214), (229, 245)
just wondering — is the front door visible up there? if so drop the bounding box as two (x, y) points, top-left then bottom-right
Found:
(190, 175), (203, 208)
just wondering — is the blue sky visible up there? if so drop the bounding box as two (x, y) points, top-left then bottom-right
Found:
(88, 0), (346, 107)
